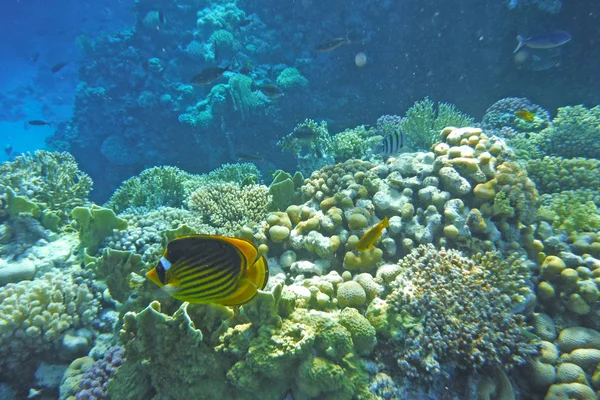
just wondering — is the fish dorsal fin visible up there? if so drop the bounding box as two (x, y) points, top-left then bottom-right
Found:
(214, 235), (259, 266)
(381, 216), (389, 228)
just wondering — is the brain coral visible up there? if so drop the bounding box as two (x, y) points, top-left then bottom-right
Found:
(0, 273), (99, 379)
(386, 245), (536, 381)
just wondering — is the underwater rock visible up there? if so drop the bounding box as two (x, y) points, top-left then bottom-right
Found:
(0, 258), (35, 286)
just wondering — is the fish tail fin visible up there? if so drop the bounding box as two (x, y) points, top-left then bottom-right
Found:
(381, 216), (389, 228)
(514, 35), (525, 53)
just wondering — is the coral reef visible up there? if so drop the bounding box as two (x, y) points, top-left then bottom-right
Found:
(384, 245), (536, 381)
(74, 346), (125, 399)
(0, 273), (99, 380)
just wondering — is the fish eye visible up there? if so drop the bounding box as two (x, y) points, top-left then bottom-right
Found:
(156, 263), (166, 284)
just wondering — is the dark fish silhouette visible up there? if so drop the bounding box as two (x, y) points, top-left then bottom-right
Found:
(514, 30), (572, 53)
(316, 37), (349, 52)
(158, 10), (165, 25)
(30, 52), (40, 63)
(4, 144), (12, 156)
(239, 16), (254, 27)
(236, 152), (264, 162)
(291, 126), (317, 140)
(25, 120), (53, 129)
(51, 61), (69, 73)
(190, 65), (230, 85)
(255, 83), (284, 100)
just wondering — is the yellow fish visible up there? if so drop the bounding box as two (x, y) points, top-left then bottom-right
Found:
(356, 216), (389, 251)
(515, 110), (535, 122)
(146, 234), (269, 306)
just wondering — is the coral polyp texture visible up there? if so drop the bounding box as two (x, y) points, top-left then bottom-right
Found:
(385, 245), (536, 381)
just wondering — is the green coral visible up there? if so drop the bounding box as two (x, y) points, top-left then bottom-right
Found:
(544, 105), (600, 159)
(86, 248), (147, 303)
(276, 67), (308, 89)
(228, 74), (265, 120)
(277, 119), (331, 155)
(72, 205), (128, 255)
(110, 286), (373, 400)
(539, 190), (600, 235)
(268, 170), (303, 211)
(400, 98), (474, 150)
(0, 150), (92, 224)
(330, 125), (382, 162)
(526, 156), (600, 195)
(105, 166), (194, 214)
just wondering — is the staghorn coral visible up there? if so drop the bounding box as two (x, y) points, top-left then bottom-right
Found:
(188, 182), (271, 234)
(0, 273), (99, 379)
(385, 245), (536, 382)
(0, 150), (92, 224)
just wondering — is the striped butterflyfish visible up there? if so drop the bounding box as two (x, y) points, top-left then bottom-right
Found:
(146, 234), (269, 306)
(377, 128), (406, 156)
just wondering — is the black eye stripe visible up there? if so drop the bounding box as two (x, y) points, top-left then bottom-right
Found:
(156, 263), (166, 284)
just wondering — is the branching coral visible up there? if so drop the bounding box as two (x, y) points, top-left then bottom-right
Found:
(0, 151), (92, 223)
(400, 98), (474, 150)
(188, 182), (271, 234)
(386, 245), (536, 382)
(104, 166), (194, 214)
(538, 190), (600, 235)
(330, 125), (382, 162)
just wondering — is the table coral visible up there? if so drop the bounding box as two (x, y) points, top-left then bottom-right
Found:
(385, 245), (536, 382)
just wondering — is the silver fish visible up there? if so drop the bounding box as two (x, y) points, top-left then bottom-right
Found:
(514, 30), (572, 53)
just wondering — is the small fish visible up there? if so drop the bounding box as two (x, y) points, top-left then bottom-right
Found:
(515, 109), (535, 122)
(255, 83), (284, 100)
(316, 37), (349, 52)
(291, 126), (317, 140)
(27, 388), (43, 398)
(239, 15), (254, 27)
(146, 234), (269, 306)
(51, 61), (69, 73)
(236, 152), (264, 162)
(24, 120), (53, 128)
(377, 128), (406, 155)
(158, 10), (165, 25)
(356, 216), (389, 251)
(4, 144), (12, 156)
(30, 52), (40, 63)
(190, 65), (231, 85)
(514, 30), (572, 53)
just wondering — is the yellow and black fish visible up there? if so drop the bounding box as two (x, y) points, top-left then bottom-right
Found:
(146, 234), (269, 306)
(356, 216), (389, 251)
